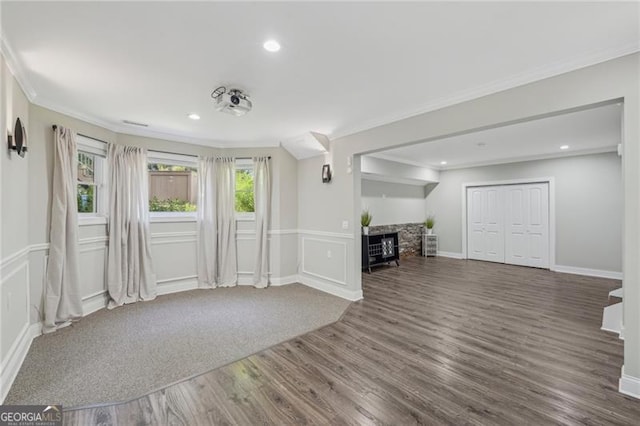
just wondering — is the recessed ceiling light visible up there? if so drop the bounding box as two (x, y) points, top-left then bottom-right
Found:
(440, 161), (447, 165)
(188, 113), (200, 120)
(263, 39), (281, 52)
(560, 145), (569, 150)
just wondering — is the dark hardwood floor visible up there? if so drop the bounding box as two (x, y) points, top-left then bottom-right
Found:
(64, 257), (640, 425)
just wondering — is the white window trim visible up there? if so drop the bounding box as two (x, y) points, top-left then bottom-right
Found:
(148, 150), (198, 223)
(77, 135), (108, 226)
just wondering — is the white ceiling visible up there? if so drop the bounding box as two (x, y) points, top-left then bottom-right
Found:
(370, 103), (622, 170)
(1, 2), (638, 147)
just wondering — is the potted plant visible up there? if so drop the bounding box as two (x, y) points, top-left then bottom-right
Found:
(361, 210), (372, 235)
(425, 215), (435, 235)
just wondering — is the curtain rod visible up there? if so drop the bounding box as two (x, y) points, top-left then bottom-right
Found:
(52, 124), (270, 160)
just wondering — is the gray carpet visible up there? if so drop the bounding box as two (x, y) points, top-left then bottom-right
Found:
(5, 284), (350, 408)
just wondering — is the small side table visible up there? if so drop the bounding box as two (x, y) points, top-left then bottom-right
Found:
(422, 234), (438, 257)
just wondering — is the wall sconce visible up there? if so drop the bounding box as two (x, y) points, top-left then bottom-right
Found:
(8, 117), (27, 158)
(322, 164), (332, 183)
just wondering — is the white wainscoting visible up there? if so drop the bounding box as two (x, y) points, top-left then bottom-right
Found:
(0, 247), (32, 403)
(297, 230), (362, 301)
(0, 227), (360, 403)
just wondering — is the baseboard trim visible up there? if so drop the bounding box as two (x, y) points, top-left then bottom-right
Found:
(157, 278), (199, 296)
(437, 251), (464, 259)
(553, 265), (622, 280)
(270, 275), (298, 286)
(0, 322), (41, 403)
(601, 302), (622, 335)
(298, 274), (363, 301)
(619, 367), (640, 399)
(82, 291), (108, 316)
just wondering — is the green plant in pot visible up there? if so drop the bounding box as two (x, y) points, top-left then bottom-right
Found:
(361, 210), (372, 235)
(425, 215), (435, 235)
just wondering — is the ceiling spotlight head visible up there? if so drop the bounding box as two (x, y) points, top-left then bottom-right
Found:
(188, 113), (200, 120)
(440, 161), (447, 165)
(560, 145), (570, 150)
(263, 39), (281, 52)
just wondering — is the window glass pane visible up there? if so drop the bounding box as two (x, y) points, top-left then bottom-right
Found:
(78, 152), (95, 184)
(148, 163), (197, 212)
(77, 184), (96, 213)
(235, 168), (254, 213)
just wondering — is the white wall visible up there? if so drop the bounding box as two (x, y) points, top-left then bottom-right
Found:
(297, 53), (640, 388)
(361, 180), (427, 226)
(0, 101), (302, 402)
(0, 52), (31, 402)
(25, 106), (300, 327)
(426, 152), (622, 273)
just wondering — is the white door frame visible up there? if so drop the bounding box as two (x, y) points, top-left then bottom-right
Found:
(461, 177), (556, 270)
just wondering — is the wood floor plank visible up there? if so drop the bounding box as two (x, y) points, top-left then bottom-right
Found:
(64, 257), (640, 425)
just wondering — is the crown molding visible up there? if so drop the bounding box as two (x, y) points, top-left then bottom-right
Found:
(0, 32), (37, 101)
(444, 146), (618, 171)
(370, 146), (618, 172)
(330, 41), (640, 141)
(367, 152), (434, 169)
(2, 29), (637, 149)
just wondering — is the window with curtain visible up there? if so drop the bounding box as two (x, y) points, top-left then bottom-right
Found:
(76, 135), (107, 219)
(147, 151), (198, 216)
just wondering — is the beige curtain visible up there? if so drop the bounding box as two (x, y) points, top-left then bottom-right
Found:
(196, 157), (237, 287)
(43, 126), (83, 333)
(106, 144), (156, 308)
(196, 157), (218, 287)
(253, 157), (271, 288)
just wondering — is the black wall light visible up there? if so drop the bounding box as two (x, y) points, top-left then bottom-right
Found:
(322, 164), (332, 183)
(8, 117), (27, 157)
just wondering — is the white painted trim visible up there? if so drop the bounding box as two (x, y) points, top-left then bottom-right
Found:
(151, 231), (197, 239)
(157, 275), (198, 284)
(460, 177), (556, 271)
(29, 243), (50, 253)
(601, 302), (622, 335)
(78, 216), (108, 226)
(301, 237), (348, 286)
(270, 275), (298, 286)
(0, 247), (29, 271)
(441, 147), (617, 171)
(298, 229), (353, 240)
(331, 41), (640, 140)
(0, 260), (29, 289)
(268, 229), (298, 236)
(0, 323), (40, 404)
(82, 292), (108, 316)
(156, 277), (199, 295)
(609, 288), (623, 298)
(79, 245), (107, 254)
(371, 147), (618, 172)
(3, 27), (638, 149)
(150, 239), (197, 246)
(150, 215), (197, 223)
(619, 367), (640, 399)
(298, 275), (363, 301)
(437, 251), (464, 259)
(79, 236), (109, 246)
(0, 33), (37, 101)
(553, 265), (622, 280)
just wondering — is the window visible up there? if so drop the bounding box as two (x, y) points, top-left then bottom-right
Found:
(148, 152), (198, 216)
(235, 159), (254, 216)
(76, 135), (107, 222)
